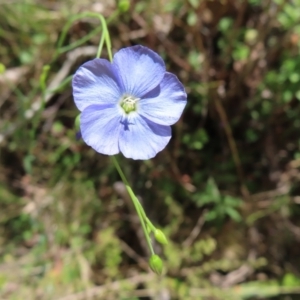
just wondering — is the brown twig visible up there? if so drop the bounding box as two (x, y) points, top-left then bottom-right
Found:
(183, 209), (207, 248)
(119, 239), (149, 271)
(213, 95), (249, 197)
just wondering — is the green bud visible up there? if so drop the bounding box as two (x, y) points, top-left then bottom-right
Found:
(75, 114), (81, 131)
(149, 255), (163, 275)
(118, 0), (130, 12)
(154, 229), (168, 245)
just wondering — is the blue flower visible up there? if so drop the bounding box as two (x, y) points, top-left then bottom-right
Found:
(72, 45), (187, 160)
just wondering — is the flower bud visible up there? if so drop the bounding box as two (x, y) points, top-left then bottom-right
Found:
(149, 255), (163, 275)
(154, 229), (168, 245)
(118, 0), (130, 12)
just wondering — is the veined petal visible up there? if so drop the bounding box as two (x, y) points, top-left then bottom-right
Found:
(80, 104), (121, 155)
(72, 59), (122, 111)
(113, 45), (165, 98)
(119, 114), (171, 160)
(139, 73), (187, 126)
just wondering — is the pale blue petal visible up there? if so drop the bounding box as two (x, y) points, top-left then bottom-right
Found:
(73, 59), (122, 111)
(80, 104), (121, 155)
(119, 114), (171, 160)
(139, 73), (187, 125)
(113, 45), (165, 98)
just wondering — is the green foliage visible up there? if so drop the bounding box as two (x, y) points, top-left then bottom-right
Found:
(164, 237), (217, 272)
(192, 178), (242, 223)
(277, 1), (300, 29)
(183, 128), (208, 150)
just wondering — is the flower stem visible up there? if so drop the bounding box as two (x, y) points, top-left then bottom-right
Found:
(97, 18), (154, 257)
(53, 10), (118, 62)
(111, 156), (155, 256)
(136, 200), (156, 232)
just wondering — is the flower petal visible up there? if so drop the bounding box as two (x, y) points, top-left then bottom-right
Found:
(113, 45), (166, 98)
(72, 59), (122, 111)
(119, 114), (171, 160)
(80, 104), (121, 155)
(139, 72), (187, 125)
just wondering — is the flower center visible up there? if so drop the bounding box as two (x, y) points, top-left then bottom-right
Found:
(120, 95), (139, 114)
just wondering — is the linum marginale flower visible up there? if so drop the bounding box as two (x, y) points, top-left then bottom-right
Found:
(72, 45), (187, 160)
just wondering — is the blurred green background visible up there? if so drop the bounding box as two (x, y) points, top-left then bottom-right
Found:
(1, 0), (300, 299)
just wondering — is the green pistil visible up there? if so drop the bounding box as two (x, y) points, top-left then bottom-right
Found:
(120, 95), (138, 114)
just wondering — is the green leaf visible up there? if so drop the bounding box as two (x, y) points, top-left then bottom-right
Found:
(225, 206), (242, 222)
(205, 210), (217, 221)
(206, 178), (221, 200)
(223, 195), (241, 207)
(289, 72), (300, 83)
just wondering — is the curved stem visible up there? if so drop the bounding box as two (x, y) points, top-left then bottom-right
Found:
(97, 18), (153, 256)
(111, 156), (155, 256)
(96, 31), (106, 59)
(54, 11), (117, 61)
(136, 201), (156, 232)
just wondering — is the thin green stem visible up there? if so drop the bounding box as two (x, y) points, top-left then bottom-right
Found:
(98, 17), (153, 255)
(57, 26), (102, 56)
(96, 32), (105, 59)
(111, 156), (155, 255)
(48, 75), (73, 93)
(53, 10), (117, 62)
(136, 200), (156, 232)
(145, 217), (157, 232)
(104, 27), (113, 62)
